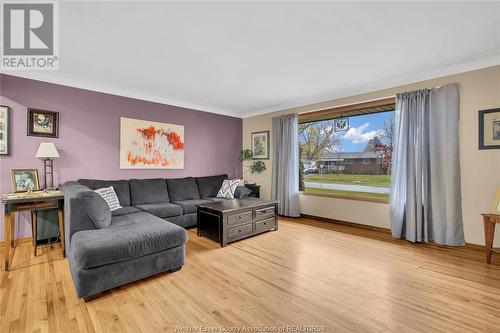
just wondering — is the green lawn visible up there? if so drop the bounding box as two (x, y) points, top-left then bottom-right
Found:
(304, 173), (391, 187)
(304, 187), (390, 200)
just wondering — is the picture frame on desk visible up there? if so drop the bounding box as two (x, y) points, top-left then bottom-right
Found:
(11, 169), (40, 193)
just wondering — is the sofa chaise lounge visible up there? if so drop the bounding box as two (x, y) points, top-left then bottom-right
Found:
(60, 174), (250, 299)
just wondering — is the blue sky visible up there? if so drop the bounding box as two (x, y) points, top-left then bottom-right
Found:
(340, 111), (394, 152)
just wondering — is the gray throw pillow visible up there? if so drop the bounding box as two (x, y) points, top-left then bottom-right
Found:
(76, 191), (112, 229)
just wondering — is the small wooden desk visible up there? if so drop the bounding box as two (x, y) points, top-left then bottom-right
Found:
(482, 213), (500, 264)
(2, 191), (65, 271)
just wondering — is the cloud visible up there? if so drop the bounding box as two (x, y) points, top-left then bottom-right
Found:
(343, 123), (384, 143)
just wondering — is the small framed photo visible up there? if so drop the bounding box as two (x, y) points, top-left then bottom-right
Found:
(334, 117), (349, 132)
(251, 130), (270, 160)
(0, 105), (9, 155)
(492, 187), (500, 214)
(11, 169), (40, 193)
(479, 108), (500, 150)
(27, 108), (59, 138)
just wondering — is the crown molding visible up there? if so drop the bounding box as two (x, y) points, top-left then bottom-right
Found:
(241, 50), (500, 118)
(0, 71), (243, 118)
(2, 50), (499, 120)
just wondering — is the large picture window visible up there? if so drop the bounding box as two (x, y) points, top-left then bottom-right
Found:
(298, 99), (395, 202)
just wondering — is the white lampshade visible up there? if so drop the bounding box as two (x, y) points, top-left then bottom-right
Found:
(36, 142), (60, 159)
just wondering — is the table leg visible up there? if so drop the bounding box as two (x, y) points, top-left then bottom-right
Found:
(32, 211), (38, 257)
(4, 210), (12, 271)
(483, 215), (496, 264)
(57, 205), (65, 257)
(10, 212), (15, 248)
(31, 211), (36, 251)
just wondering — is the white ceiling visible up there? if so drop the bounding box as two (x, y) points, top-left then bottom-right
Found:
(4, 1), (500, 118)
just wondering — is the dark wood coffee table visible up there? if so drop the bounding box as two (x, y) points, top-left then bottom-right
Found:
(197, 197), (278, 247)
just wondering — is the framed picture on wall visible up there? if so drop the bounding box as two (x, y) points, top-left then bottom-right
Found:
(0, 105), (9, 155)
(479, 108), (500, 150)
(27, 108), (59, 138)
(251, 130), (270, 160)
(11, 169), (40, 193)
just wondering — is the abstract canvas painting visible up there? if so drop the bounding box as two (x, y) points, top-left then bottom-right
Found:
(120, 117), (184, 169)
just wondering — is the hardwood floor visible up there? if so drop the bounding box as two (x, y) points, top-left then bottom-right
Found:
(1, 217), (500, 332)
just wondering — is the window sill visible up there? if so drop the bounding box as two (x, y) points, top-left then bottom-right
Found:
(299, 191), (390, 204)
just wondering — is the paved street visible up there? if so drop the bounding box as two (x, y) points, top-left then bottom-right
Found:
(304, 181), (391, 194)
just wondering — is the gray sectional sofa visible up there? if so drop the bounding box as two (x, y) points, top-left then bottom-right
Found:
(60, 174), (249, 299)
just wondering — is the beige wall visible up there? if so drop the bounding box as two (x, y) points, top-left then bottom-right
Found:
(243, 65), (500, 246)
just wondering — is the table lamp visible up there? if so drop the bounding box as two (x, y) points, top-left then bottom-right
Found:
(36, 142), (60, 189)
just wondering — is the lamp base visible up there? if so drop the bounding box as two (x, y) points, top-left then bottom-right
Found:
(43, 159), (54, 190)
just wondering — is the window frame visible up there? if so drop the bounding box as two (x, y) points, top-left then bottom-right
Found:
(298, 97), (395, 204)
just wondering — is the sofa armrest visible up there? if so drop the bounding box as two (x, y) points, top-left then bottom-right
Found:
(59, 181), (97, 255)
(234, 186), (252, 198)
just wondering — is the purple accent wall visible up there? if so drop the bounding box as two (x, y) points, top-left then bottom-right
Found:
(0, 74), (242, 240)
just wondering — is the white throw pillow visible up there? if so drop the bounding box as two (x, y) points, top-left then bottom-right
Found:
(216, 179), (240, 199)
(94, 186), (122, 211)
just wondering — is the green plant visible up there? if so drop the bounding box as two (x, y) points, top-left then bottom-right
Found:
(240, 149), (253, 162)
(238, 149), (266, 175)
(249, 160), (266, 174)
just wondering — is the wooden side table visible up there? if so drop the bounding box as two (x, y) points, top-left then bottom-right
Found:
(244, 184), (261, 198)
(2, 191), (65, 271)
(482, 213), (500, 264)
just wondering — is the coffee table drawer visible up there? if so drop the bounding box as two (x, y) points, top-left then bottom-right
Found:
(227, 211), (253, 226)
(227, 223), (253, 240)
(255, 217), (276, 233)
(255, 206), (275, 220)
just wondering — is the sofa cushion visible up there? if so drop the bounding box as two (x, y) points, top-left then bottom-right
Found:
(195, 174), (228, 198)
(166, 177), (200, 201)
(59, 182), (98, 244)
(134, 202), (183, 218)
(78, 179), (131, 206)
(71, 212), (187, 269)
(167, 213), (198, 229)
(130, 178), (169, 205)
(172, 199), (213, 214)
(76, 191), (112, 229)
(112, 206), (141, 216)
